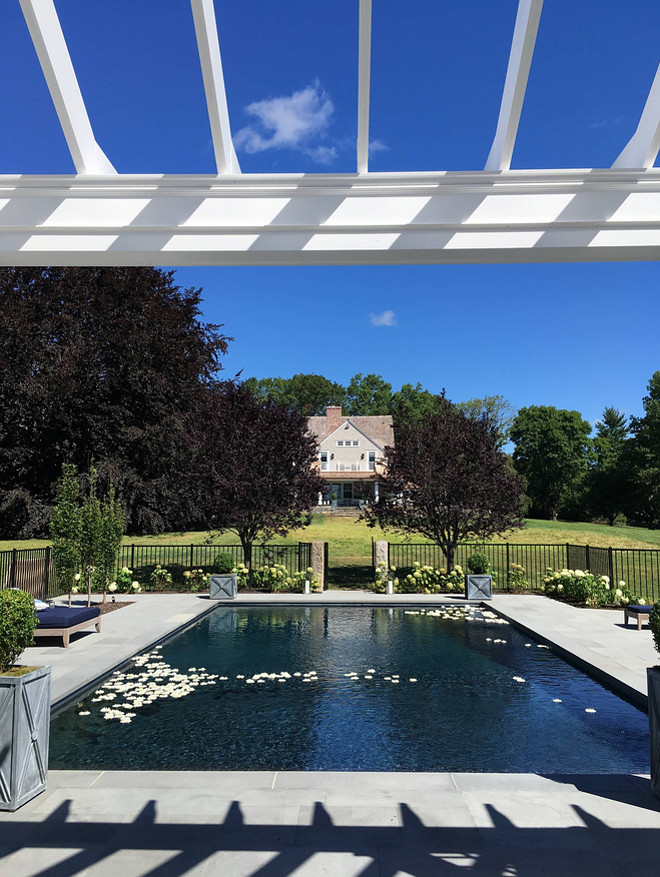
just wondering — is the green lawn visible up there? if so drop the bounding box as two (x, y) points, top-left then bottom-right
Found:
(4, 515), (660, 567)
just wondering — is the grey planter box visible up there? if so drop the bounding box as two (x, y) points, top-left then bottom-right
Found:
(648, 667), (660, 799)
(209, 573), (238, 600)
(0, 666), (51, 811)
(465, 574), (493, 600)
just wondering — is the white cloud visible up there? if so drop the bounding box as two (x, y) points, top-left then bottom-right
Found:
(234, 81), (335, 163)
(369, 139), (388, 156)
(370, 310), (397, 327)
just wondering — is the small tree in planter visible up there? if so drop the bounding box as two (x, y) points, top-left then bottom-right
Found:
(0, 589), (51, 811)
(648, 604), (660, 799)
(50, 463), (82, 607)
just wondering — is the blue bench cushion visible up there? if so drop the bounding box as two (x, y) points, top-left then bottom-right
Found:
(627, 604), (651, 614)
(36, 606), (101, 629)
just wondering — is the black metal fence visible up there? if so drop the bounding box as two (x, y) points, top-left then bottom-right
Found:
(386, 541), (660, 603)
(0, 542), (313, 600)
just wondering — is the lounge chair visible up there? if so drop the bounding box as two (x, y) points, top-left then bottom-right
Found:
(34, 605), (101, 647)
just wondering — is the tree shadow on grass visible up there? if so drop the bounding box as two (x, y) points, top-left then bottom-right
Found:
(326, 565), (373, 590)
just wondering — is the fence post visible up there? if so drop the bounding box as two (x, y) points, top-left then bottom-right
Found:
(608, 547), (614, 586)
(585, 544), (591, 572)
(311, 541), (325, 591)
(566, 542), (570, 570)
(10, 548), (17, 588)
(190, 543), (194, 570)
(506, 542), (510, 587)
(43, 546), (51, 599)
(131, 543), (135, 570)
(298, 542), (302, 572)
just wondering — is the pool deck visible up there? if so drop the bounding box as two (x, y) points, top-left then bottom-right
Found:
(6, 591), (660, 876)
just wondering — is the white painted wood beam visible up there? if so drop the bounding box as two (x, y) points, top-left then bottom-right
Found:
(613, 63), (660, 169)
(1, 168), (658, 266)
(19, 0), (115, 175)
(357, 0), (373, 173)
(190, 0), (240, 175)
(485, 0), (543, 172)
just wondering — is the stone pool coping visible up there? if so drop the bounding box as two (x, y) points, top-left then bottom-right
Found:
(3, 768), (660, 876)
(21, 591), (657, 711)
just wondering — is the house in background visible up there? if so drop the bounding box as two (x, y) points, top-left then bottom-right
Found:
(307, 406), (393, 508)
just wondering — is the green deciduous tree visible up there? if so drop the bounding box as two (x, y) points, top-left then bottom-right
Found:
(344, 373), (393, 416)
(456, 395), (515, 448)
(364, 396), (526, 571)
(510, 406), (592, 520)
(389, 383), (446, 425)
(244, 374), (346, 415)
(50, 463), (82, 597)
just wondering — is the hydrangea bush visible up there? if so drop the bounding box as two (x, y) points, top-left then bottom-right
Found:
(507, 563), (529, 590)
(149, 564), (173, 591)
(251, 563), (319, 592)
(544, 568), (639, 607)
(183, 568), (211, 592)
(373, 560), (467, 594)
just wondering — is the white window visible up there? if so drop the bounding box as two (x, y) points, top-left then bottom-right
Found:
(368, 450), (376, 471)
(336, 440), (344, 447)
(320, 451), (328, 471)
(352, 440), (360, 447)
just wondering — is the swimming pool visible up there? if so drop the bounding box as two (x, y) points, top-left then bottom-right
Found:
(49, 605), (649, 773)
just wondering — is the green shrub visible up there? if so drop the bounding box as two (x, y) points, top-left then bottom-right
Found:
(213, 552), (236, 574)
(0, 590), (38, 672)
(251, 563), (318, 592)
(467, 552), (490, 574)
(183, 569), (210, 592)
(374, 560), (467, 594)
(507, 563), (528, 590)
(650, 604), (660, 658)
(543, 568), (638, 607)
(149, 565), (173, 591)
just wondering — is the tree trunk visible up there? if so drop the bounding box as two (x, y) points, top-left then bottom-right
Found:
(241, 540), (253, 570)
(86, 569), (92, 607)
(445, 544), (456, 573)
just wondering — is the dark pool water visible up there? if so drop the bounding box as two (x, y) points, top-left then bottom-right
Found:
(49, 606), (649, 772)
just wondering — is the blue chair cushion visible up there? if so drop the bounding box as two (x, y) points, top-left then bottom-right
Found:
(627, 604), (651, 614)
(36, 606), (101, 629)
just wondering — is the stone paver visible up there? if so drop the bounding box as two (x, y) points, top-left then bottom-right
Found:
(2, 771), (659, 876)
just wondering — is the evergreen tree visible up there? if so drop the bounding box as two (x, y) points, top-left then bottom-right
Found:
(589, 407), (630, 525)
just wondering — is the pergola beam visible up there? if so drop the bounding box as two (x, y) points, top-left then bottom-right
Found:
(613, 62), (660, 169)
(1, 168), (658, 266)
(19, 0), (115, 175)
(485, 0), (543, 172)
(190, 0), (240, 175)
(357, 0), (373, 173)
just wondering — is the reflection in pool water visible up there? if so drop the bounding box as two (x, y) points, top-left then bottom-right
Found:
(49, 605), (649, 773)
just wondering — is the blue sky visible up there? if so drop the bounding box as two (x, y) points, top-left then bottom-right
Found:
(2, 1), (660, 425)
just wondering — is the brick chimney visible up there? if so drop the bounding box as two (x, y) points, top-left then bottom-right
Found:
(326, 406), (344, 434)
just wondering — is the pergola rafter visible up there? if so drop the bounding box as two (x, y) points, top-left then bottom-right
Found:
(18, 0), (115, 175)
(485, 0), (543, 172)
(190, 0), (240, 176)
(5, 0), (659, 267)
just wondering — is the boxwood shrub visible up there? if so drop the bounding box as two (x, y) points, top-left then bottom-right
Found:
(0, 589), (38, 673)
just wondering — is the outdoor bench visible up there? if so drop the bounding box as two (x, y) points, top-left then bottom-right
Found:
(34, 605), (101, 647)
(624, 604), (651, 630)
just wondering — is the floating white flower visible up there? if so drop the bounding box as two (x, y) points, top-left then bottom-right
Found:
(78, 711), (90, 716)
(409, 678), (418, 683)
(585, 708), (596, 713)
(512, 676), (526, 683)
(553, 698), (562, 703)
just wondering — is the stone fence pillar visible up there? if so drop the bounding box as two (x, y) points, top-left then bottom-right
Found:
(311, 541), (326, 591)
(374, 540), (389, 571)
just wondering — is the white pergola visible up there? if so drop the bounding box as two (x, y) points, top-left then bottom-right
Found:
(3, 0), (660, 267)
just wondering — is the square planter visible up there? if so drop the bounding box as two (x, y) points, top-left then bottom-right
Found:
(648, 667), (660, 799)
(0, 666), (51, 811)
(465, 574), (493, 600)
(209, 574), (238, 600)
